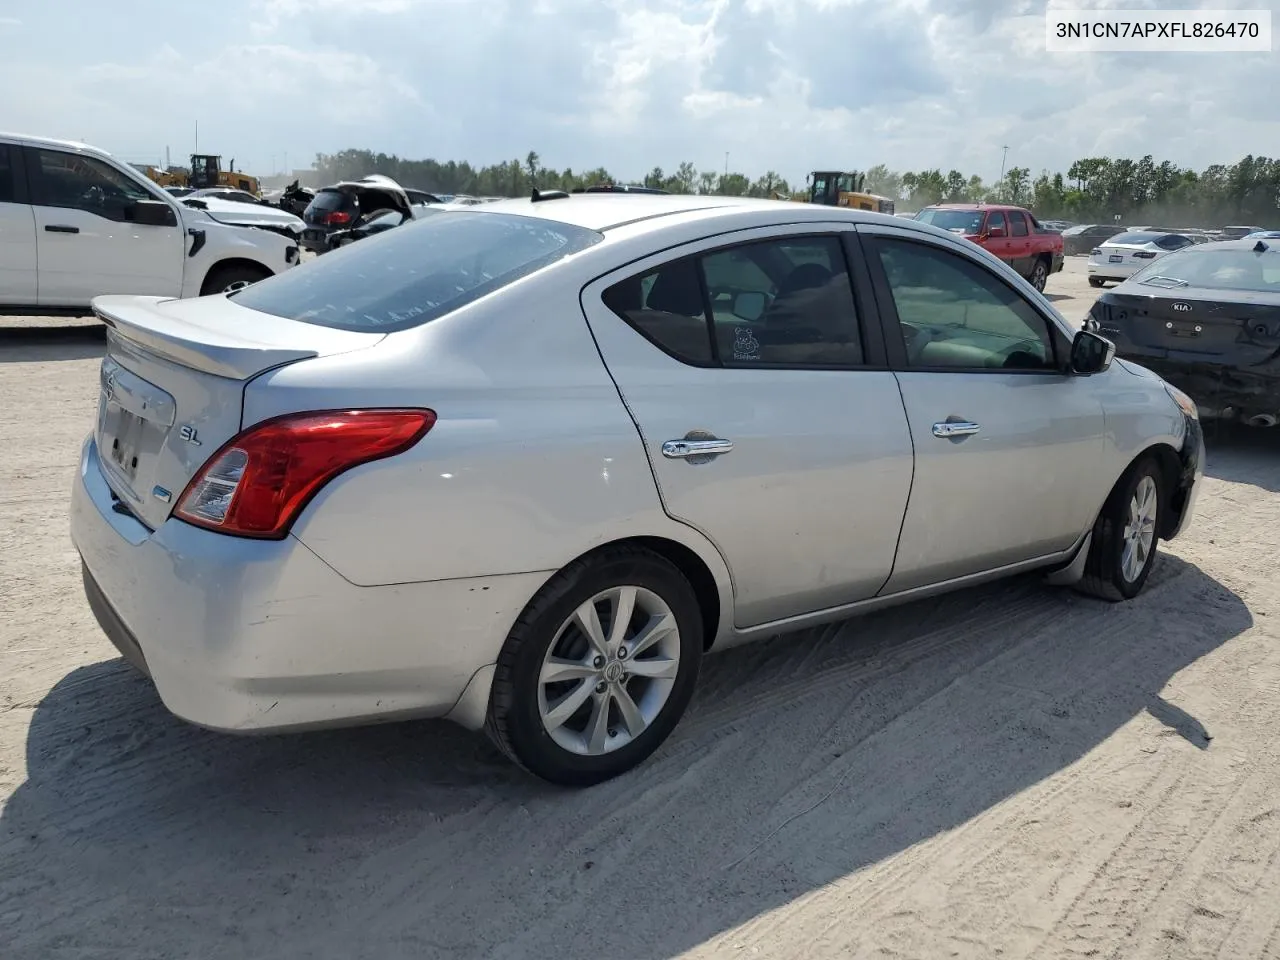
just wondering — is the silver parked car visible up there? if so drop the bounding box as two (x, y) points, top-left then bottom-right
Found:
(71, 193), (1205, 786)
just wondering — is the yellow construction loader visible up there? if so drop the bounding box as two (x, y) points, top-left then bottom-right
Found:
(775, 171), (895, 214)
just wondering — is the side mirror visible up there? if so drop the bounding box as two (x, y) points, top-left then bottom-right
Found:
(1070, 329), (1115, 375)
(128, 200), (179, 226)
(732, 291), (766, 321)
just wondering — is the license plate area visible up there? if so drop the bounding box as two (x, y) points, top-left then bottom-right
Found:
(103, 402), (146, 482)
(1108, 254), (1124, 263)
(1164, 319), (1204, 339)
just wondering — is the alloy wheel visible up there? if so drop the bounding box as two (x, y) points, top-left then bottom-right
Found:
(537, 585), (681, 756)
(1121, 475), (1158, 582)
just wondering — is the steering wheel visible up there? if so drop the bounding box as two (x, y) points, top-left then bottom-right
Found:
(998, 338), (1047, 370)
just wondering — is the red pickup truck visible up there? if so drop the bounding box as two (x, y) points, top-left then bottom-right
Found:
(913, 204), (1064, 292)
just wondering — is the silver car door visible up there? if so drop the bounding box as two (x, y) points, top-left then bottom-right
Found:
(856, 223), (1106, 594)
(579, 224), (913, 629)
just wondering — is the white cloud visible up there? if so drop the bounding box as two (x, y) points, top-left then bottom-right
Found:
(0, 0), (1275, 186)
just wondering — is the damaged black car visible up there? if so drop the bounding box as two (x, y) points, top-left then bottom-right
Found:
(300, 175), (427, 254)
(1085, 237), (1280, 426)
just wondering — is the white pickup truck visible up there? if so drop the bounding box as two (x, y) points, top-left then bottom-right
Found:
(0, 133), (300, 317)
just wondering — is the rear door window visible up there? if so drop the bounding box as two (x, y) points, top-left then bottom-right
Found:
(232, 210), (603, 332)
(601, 234), (866, 367)
(1009, 212), (1029, 236)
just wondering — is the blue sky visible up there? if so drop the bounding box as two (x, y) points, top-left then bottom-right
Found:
(0, 0), (1276, 185)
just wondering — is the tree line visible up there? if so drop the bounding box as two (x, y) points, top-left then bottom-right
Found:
(313, 149), (1280, 227)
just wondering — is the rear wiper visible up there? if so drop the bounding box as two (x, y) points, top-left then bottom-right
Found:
(1138, 275), (1189, 288)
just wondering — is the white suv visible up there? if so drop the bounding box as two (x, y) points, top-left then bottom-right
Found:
(0, 133), (300, 316)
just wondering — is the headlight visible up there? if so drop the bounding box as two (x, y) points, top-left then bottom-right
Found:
(1164, 382), (1199, 420)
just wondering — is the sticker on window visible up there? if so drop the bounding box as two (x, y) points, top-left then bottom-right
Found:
(733, 326), (761, 361)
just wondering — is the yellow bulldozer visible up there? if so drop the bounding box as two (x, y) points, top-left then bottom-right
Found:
(774, 170), (896, 215)
(139, 154), (261, 195)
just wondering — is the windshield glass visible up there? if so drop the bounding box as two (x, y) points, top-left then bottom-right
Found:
(232, 210), (604, 332)
(1132, 247), (1280, 293)
(914, 209), (984, 232)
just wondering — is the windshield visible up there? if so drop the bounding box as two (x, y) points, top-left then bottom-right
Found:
(1131, 247), (1280, 293)
(231, 210), (604, 332)
(914, 209), (984, 232)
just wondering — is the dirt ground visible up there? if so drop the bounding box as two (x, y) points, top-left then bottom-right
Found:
(2, 258), (1279, 960)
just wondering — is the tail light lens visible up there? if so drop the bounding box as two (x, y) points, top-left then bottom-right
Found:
(323, 210), (352, 226)
(174, 409), (435, 539)
(1133, 250), (1157, 258)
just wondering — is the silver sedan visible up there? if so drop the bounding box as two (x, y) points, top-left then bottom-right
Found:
(70, 192), (1205, 785)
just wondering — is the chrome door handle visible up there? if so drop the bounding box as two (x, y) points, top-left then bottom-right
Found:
(662, 438), (734, 459)
(932, 421), (981, 438)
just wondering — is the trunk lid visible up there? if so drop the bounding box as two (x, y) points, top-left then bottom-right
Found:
(1090, 287), (1280, 365)
(1095, 242), (1159, 269)
(91, 294), (385, 530)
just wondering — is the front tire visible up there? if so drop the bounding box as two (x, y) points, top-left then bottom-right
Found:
(1088, 277), (1105, 288)
(486, 546), (703, 786)
(1076, 458), (1163, 602)
(201, 263), (270, 296)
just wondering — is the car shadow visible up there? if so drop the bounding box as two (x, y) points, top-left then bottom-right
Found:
(1203, 419), (1280, 491)
(0, 323), (105, 363)
(0, 556), (1250, 959)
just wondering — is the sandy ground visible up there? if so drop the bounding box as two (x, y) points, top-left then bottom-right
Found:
(2, 258), (1279, 960)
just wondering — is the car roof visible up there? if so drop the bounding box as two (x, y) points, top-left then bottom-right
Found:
(922, 203), (1027, 212)
(461, 192), (902, 232)
(0, 131), (112, 157)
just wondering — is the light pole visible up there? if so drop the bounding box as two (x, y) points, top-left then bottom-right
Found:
(999, 145), (1009, 194)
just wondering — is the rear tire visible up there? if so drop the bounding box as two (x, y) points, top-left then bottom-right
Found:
(1088, 277), (1105, 288)
(201, 263), (271, 296)
(1029, 257), (1049, 292)
(1075, 457), (1164, 602)
(485, 546), (703, 786)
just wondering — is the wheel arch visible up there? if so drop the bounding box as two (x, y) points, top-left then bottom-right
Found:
(1126, 441), (1184, 539)
(200, 257), (274, 295)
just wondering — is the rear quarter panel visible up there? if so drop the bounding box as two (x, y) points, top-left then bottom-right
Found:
(242, 263), (734, 605)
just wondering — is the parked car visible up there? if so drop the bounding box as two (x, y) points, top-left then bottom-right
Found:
(1221, 225), (1265, 240)
(70, 194), (1204, 786)
(299, 175), (417, 254)
(1085, 237), (1280, 426)
(164, 185), (195, 198)
(913, 203), (1064, 291)
(186, 187), (265, 205)
(1244, 230), (1280, 239)
(1087, 231), (1196, 287)
(0, 132), (299, 316)
(1061, 223), (1123, 255)
(179, 194), (305, 240)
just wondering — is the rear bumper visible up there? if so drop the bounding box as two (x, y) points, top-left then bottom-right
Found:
(299, 227), (331, 254)
(70, 434), (548, 733)
(1051, 251), (1064, 273)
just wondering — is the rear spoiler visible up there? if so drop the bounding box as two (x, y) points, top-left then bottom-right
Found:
(93, 295), (321, 381)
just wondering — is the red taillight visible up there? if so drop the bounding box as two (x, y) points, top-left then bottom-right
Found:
(323, 210), (352, 226)
(174, 409), (435, 539)
(1133, 250), (1157, 258)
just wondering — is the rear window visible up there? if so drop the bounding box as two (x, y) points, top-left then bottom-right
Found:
(914, 209), (984, 233)
(308, 189), (349, 212)
(1131, 247), (1280, 293)
(231, 210), (604, 332)
(1107, 231), (1164, 245)
(0, 144), (14, 203)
